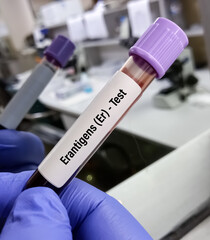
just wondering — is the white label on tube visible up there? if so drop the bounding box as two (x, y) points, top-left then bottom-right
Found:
(38, 71), (141, 188)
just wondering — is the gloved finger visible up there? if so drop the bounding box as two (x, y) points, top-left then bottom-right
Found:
(60, 178), (152, 240)
(0, 170), (33, 229)
(0, 130), (45, 172)
(0, 187), (72, 240)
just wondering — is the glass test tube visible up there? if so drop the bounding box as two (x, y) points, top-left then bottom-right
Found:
(0, 35), (75, 130)
(25, 18), (188, 191)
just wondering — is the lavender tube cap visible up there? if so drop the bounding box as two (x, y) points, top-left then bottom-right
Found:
(44, 35), (75, 68)
(129, 17), (189, 79)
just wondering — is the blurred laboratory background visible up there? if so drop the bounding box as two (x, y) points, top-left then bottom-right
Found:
(0, 0), (210, 239)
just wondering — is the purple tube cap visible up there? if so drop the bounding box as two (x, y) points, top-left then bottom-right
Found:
(44, 35), (75, 68)
(129, 17), (189, 79)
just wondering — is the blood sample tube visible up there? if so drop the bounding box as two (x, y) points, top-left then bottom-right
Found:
(25, 18), (188, 191)
(0, 35), (75, 130)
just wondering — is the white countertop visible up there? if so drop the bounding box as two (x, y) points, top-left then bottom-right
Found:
(107, 129), (210, 239)
(181, 217), (210, 240)
(39, 69), (210, 148)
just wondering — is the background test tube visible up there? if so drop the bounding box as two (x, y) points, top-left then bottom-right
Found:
(0, 35), (75, 130)
(25, 17), (189, 191)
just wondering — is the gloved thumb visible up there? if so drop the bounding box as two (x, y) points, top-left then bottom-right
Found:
(0, 187), (72, 240)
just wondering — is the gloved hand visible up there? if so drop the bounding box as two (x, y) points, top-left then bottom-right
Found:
(0, 129), (45, 172)
(0, 171), (153, 240)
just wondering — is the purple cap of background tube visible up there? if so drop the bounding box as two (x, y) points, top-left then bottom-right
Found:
(44, 35), (75, 68)
(129, 17), (189, 79)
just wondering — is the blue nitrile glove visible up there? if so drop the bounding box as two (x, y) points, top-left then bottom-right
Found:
(0, 130), (45, 172)
(0, 171), (153, 240)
